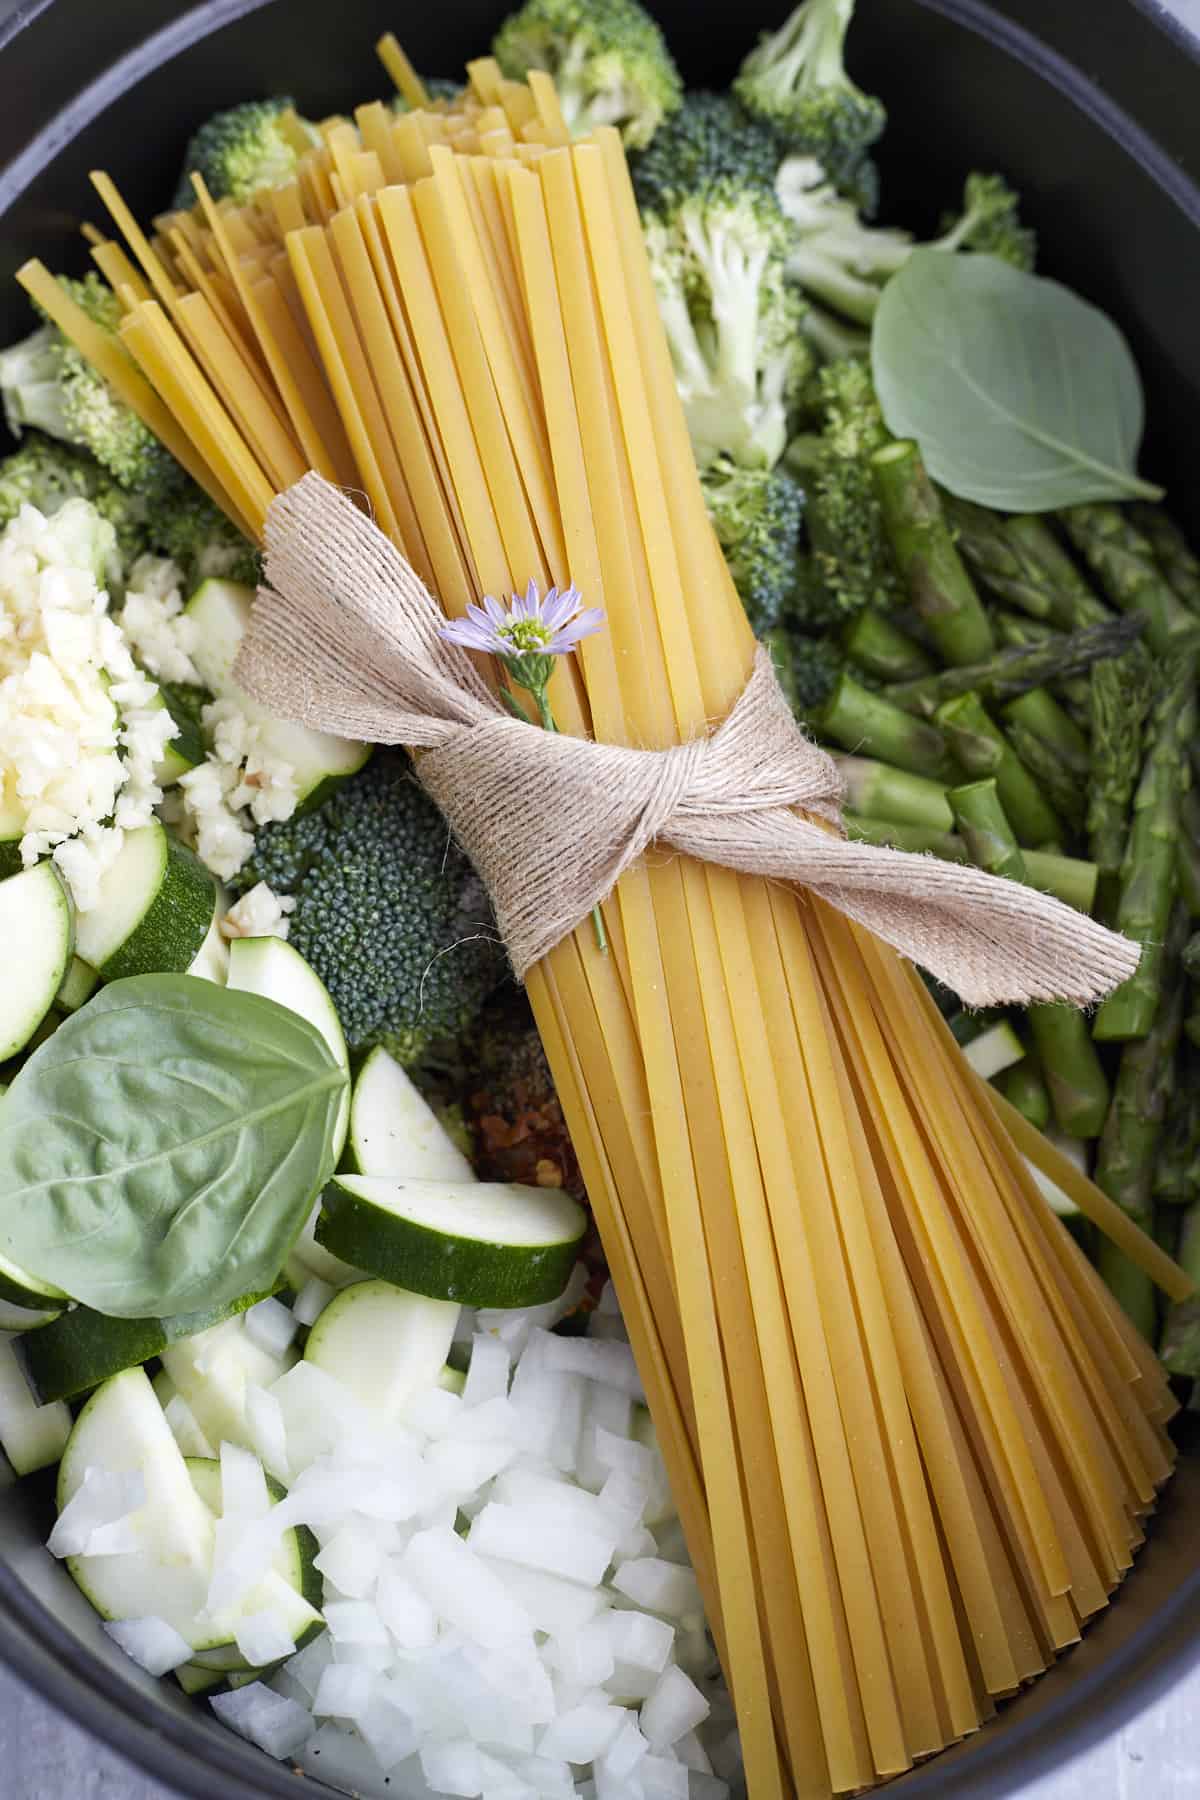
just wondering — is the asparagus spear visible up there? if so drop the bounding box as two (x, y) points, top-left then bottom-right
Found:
(944, 495), (1109, 627)
(993, 1047), (1052, 1131)
(1059, 503), (1197, 653)
(1177, 787), (1200, 919)
(841, 610), (934, 682)
(1153, 1045), (1200, 1208)
(1001, 689), (1090, 777)
(883, 615), (1141, 720)
(1087, 650), (1155, 924)
(1159, 1200), (1200, 1378)
(949, 779), (1110, 1138)
(1024, 850), (1098, 915)
(990, 612), (1093, 726)
(936, 692), (1063, 847)
(1094, 649), (1199, 1041)
(1095, 905), (1191, 1336)
(844, 814), (967, 859)
(818, 673), (958, 780)
(871, 442), (996, 666)
(1002, 718), (1088, 837)
(834, 757), (955, 831)
(1129, 502), (1200, 612)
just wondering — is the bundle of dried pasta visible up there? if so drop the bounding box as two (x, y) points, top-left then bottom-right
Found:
(24, 57), (1192, 1798)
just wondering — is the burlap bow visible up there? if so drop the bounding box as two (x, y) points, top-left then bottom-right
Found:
(235, 474), (1140, 1008)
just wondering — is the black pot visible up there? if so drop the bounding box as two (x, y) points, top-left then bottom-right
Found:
(0, 2), (1198, 1794)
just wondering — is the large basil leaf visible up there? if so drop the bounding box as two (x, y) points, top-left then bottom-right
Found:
(871, 250), (1164, 511)
(0, 974), (348, 1318)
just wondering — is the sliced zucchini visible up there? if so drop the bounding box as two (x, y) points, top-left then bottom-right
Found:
(151, 685), (207, 787)
(962, 1020), (1025, 1081)
(188, 887), (230, 985)
(74, 822), (216, 981)
(24, 1287), (282, 1405)
(0, 861), (73, 1061)
(58, 1368), (320, 1654)
(0, 788), (24, 880)
(304, 1278), (458, 1422)
(0, 1337), (71, 1476)
(161, 1316), (298, 1455)
(186, 1455), (322, 1671)
(176, 1662), (224, 1696)
(228, 937), (348, 1159)
(0, 1249), (69, 1314)
(55, 955), (99, 1014)
(316, 1175), (586, 1309)
(346, 1045), (474, 1183)
(185, 580), (370, 810)
(0, 1296), (65, 1332)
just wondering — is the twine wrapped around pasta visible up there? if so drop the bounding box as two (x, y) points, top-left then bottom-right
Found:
(236, 474), (1140, 1008)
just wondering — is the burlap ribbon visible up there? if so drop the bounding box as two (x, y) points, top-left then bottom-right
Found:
(234, 474), (1140, 1008)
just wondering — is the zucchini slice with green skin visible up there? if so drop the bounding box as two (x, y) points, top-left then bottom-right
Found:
(73, 822), (215, 980)
(316, 1175), (587, 1309)
(0, 1296), (65, 1332)
(304, 1278), (459, 1422)
(962, 1020), (1025, 1081)
(0, 861), (73, 1061)
(24, 1288), (281, 1405)
(228, 936), (349, 1160)
(0, 1337), (70, 1476)
(185, 1455), (323, 1673)
(58, 1368), (321, 1654)
(188, 888), (230, 985)
(345, 1045), (474, 1183)
(185, 580), (370, 810)
(175, 1662), (224, 1696)
(0, 792), (24, 880)
(151, 685), (207, 787)
(0, 1249), (70, 1314)
(55, 955), (99, 1014)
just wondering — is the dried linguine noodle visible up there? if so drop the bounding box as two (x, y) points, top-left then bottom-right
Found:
(23, 55), (1190, 1796)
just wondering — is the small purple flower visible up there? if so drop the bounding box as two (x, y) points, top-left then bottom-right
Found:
(440, 579), (604, 659)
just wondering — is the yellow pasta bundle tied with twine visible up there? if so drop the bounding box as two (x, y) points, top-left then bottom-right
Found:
(25, 57), (1192, 1798)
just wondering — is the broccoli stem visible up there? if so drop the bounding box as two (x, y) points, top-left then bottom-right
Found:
(1094, 650), (1198, 1041)
(1159, 1199), (1200, 1377)
(992, 1047), (1052, 1131)
(882, 616), (1138, 720)
(1059, 503), (1197, 653)
(843, 813), (966, 859)
(1177, 788), (1200, 920)
(834, 755), (954, 830)
(818, 672), (957, 780)
(948, 778), (1109, 1137)
(1087, 649), (1155, 925)
(841, 610), (933, 682)
(944, 495), (1109, 629)
(935, 691), (1063, 848)
(1002, 720), (1088, 837)
(1095, 904), (1191, 1337)
(1129, 503), (1200, 613)
(871, 442), (995, 666)
(1000, 688), (1090, 777)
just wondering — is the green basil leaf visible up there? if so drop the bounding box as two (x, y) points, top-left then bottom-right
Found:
(0, 973), (348, 1318)
(871, 250), (1164, 511)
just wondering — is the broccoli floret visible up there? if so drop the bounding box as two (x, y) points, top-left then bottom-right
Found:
(784, 357), (899, 623)
(643, 177), (811, 471)
(702, 456), (803, 635)
(231, 750), (505, 1068)
(173, 98), (313, 209)
(493, 0), (682, 149)
(151, 487), (260, 589)
(768, 623), (843, 717)
(0, 277), (182, 505)
(631, 91), (779, 212)
(0, 431), (150, 567)
(779, 162), (1034, 324)
(734, 0), (885, 199)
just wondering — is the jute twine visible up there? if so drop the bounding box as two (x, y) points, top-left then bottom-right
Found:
(235, 474), (1140, 1009)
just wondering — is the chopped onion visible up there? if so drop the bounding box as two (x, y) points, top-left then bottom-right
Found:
(639, 1667), (710, 1751)
(211, 1683), (314, 1759)
(234, 1609), (296, 1668)
(245, 1296), (300, 1359)
(48, 1467), (145, 1559)
(103, 1616), (191, 1676)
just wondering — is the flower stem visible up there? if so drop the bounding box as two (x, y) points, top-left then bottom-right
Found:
(533, 682), (607, 957)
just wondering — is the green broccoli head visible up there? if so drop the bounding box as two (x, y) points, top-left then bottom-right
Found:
(630, 91), (779, 213)
(644, 175), (811, 471)
(734, 0), (885, 191)
(0, 431), (149, 567)
(768, 623), (844, 717)
(493, 0), (682, 149)
(1, 277), (183, 505)
(173, 98), (311, 209)
(702, 456), (803, 635)
(936, 172), (1036, 272)
(231, 750), (506, 1068)
(151, 486), (260, 588)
